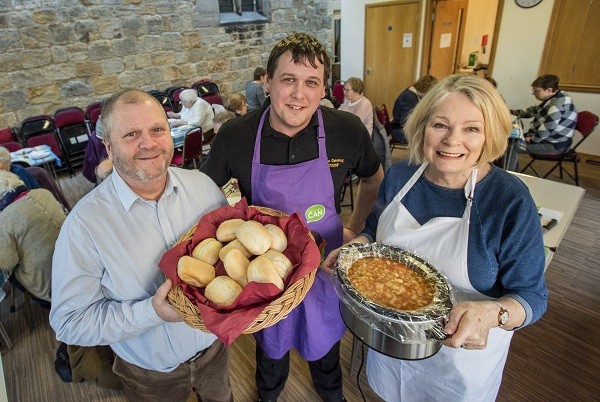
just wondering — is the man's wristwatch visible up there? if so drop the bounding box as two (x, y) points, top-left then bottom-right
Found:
(496, 301), (509, 327)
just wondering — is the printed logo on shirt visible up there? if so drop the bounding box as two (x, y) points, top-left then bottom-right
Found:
(305, 204), (326, 223)
(329, 158), (344, 168)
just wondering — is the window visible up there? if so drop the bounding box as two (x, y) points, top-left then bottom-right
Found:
(539, 0), (600, 93)
(218, 0), (268, 24)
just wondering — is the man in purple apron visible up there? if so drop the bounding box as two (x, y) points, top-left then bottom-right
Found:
(202, 33), (383, 401)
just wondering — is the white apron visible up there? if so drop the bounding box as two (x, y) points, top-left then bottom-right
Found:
(367, 162), (513, 402)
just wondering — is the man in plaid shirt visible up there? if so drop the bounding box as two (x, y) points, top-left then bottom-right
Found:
(511, 74), (577, 154)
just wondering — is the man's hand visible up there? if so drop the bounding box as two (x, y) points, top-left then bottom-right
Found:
(151, 279), (183, 322)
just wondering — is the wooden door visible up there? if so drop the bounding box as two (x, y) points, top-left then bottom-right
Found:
(427, 0), (468, 78)
(364, 1), (419, 110)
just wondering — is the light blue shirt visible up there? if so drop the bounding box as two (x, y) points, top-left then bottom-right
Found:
(50, 167), (227, 372)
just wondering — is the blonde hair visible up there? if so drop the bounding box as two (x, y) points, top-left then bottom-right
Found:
(0, 170), (25, 197)
(405, 74), (511, 166)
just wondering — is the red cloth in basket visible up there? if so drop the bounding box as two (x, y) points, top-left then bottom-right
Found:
(159, 198), (321, 345)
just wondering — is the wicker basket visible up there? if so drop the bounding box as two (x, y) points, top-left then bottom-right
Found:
(167, 206), (317, 334)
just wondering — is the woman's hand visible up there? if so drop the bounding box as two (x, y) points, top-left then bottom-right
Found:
(442, 300), (501, 350)
(166, 111), (178, 118)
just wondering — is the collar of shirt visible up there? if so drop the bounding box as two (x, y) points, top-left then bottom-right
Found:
(111, 169), (178, 211)
(262, 111), (320, 139)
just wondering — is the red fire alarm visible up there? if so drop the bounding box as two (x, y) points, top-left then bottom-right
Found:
(482, 35), (488, 46)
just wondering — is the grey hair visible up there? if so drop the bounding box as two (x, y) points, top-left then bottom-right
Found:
(101, 89), (165, 142)
(0, 170), (25, 197)
(179, 89), (199, 103)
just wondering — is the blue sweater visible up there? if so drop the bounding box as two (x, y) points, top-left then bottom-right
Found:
(363, 161), (548, 326)
(11, 164), (39, 189)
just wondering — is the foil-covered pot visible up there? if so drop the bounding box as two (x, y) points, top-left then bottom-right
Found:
(335, 242), (453, 360)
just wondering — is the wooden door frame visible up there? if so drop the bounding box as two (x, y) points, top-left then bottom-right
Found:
(363, 0), (423, 83)
(420, 0), (505, 77)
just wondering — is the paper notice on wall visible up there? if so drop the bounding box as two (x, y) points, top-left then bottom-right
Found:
(440, 33), (452, 48)
(403, 33), (413, 48)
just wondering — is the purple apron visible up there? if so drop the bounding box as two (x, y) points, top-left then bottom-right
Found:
(251, 106), (346, 360)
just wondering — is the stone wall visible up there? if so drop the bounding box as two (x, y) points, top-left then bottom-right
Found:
(0, 0), (333, 129)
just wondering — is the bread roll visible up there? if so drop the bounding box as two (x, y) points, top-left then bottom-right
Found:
(205, 276), (243, 308)
(262, 250), (293, 279)
(191, 238), (223, 265)
(247, 255), (284, 291)
(236, 221), (271, 255)
(264, 224), (288, 252)
(219, 239), (253, 261)
(216, 218), (245, 242)
(177, 256), (215, 288)
(223, 248), (250, 287)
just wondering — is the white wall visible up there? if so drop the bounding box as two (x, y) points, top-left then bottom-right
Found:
(340, 0), (600, 156)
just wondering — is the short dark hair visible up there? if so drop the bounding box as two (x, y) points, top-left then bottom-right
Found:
(253, 67), (266, 81)
(266, 33), (331, 85)
(413, 75), (438, 94)
(532, 74), (559, 91)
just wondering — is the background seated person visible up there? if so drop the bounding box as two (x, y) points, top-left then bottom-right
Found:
(0, 170), (122, 390)
(95, 115), (104, 140)
(391, 75), (437, 144)
(0, 146), (39, 189)
(0, 170), (65, 306)
(167, 88), (215, 143)
(213, 111), (235, 135)
(95, 158), (113, 184)
(223, 92), (248, 117)
(319, 97), (335, 108)
(510, 74), (577, 155)
(339, 77), (374, 137)
(246, 67), (267, 112)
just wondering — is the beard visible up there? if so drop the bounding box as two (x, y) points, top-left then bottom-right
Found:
(111, 147), (172, 183)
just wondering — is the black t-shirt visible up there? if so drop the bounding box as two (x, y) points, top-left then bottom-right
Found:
(201, 99), (381, 213)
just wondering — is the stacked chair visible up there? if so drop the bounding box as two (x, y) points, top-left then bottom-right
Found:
(192, 79), (223, 105)
(0, 127), (22, 151)
(148, 90), (173, 113)
(165, 86), (188, 112)
(332, 80), (345, 105)
(20, 115), (66, 169)
(85, 101), (103, 121)
(54, 107), (91, 176)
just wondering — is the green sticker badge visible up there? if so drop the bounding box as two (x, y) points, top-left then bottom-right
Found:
(305, 204), (326, 223)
